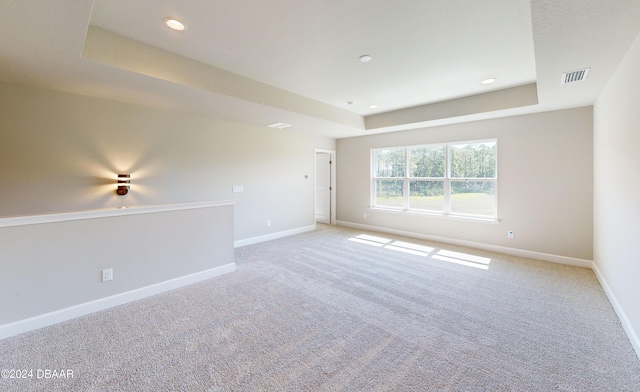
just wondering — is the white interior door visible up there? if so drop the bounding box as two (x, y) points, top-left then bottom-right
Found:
(315, 152), (331, 224)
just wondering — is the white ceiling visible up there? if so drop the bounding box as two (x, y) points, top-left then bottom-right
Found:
(1, 0), (639, 138)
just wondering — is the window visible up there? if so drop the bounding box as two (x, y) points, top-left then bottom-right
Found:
(372, 139), (497, 219)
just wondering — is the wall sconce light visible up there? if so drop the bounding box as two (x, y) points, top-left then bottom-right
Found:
(116, 174), (130, 196)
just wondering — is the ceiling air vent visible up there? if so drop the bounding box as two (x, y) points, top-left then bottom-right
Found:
(561, 68), (590, 85)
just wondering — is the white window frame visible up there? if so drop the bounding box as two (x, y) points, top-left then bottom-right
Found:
(371, 139), (498, 221)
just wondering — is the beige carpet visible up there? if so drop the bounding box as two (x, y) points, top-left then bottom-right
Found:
(1, 225), (639, 391)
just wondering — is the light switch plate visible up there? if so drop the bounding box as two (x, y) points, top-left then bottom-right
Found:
(232, 185), (244, 193)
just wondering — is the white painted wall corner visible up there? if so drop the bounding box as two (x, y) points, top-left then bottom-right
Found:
(591, 263), (640, 360)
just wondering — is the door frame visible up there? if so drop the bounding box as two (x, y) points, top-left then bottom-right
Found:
(314, 149), (336, 225)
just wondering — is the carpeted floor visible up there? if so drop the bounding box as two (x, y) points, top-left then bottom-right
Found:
(1, 225), (639, 391)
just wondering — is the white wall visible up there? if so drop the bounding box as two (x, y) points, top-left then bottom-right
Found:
(0, 82), (335, 241)
(593, 32), (640, 355)
(337, 107), (593, 261)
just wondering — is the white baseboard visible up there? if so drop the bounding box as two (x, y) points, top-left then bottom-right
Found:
(0, 263), (237, 340)
(234, 224), (316, 248)
(591, 263), (640, 359)
(336, 220), (593, 268)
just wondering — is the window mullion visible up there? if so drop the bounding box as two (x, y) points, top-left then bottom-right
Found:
(403, 148), (409, 210)
(444, 179), (451, 215)
(444, 144), (451, 215)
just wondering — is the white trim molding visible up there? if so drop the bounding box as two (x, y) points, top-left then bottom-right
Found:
(336, 220), (593, 268)
(0, 200), (235, 228)
(235, 225), (316, 248)
(591, 263), (640, 359)
(0, 263), (237, 340)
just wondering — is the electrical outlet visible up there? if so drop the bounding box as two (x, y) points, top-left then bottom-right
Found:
(102, 268), (113, 282)
(232, 185), (244, 193)
(266, 220), (271, 227)
(507, 231), (514, 239)
(363, 213), (367, 219)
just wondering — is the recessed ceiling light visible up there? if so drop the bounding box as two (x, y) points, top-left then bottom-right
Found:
(164, 17), (186, 31)
(266, 122), (295, 129)
(482, 78), (497, 84)
(359, 55), (372, 62)
(369, 104), (378, 109)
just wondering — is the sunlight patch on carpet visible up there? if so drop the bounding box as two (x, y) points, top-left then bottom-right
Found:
(348, 234), (491, 270)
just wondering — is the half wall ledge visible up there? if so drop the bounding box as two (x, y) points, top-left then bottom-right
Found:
(0, 200), (235, 228)
(0, 200), (236, 338)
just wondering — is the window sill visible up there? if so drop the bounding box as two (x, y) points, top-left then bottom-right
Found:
(369, 207), (500, 225)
